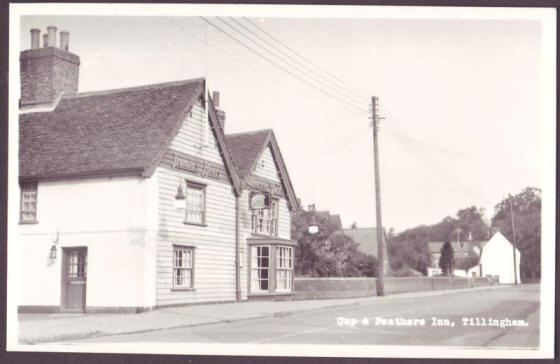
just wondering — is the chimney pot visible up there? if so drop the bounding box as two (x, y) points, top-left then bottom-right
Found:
(20, 27), (80, 106)
(212, 91), (220, 107)
(47, 25), (57, 47)
(30, 29), (40, 49)
(60, 31), (70, 51)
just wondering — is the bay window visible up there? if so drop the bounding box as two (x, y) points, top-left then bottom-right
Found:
(250, 246), (269, 292)
(249, 242), (295, 295)
(275, 246), (293, 292)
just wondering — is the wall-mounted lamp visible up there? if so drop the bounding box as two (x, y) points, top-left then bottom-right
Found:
(174, 180), (185, 209)
(50, 231), (59, 259)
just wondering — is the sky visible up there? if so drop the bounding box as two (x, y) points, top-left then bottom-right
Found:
(19, 12), (544, 233)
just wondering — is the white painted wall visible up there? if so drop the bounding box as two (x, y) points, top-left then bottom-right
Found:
(156, 102), (240, 306)
(18, 175), (158, 309)
(155, 166), (238, 306)
(169, 102), (222, 164)
(253, 146), (280, 182)
(479, 232), (521, 284)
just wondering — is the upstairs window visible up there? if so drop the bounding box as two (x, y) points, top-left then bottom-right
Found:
(185, 182), (206, 225)
(20, 182), (38, 223)
(251, 199), (278, 236)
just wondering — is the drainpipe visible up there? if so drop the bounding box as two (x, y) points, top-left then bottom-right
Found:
(235, 195), (241, 302)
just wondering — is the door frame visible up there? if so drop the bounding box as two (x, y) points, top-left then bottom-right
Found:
(60, 246), (87, 312)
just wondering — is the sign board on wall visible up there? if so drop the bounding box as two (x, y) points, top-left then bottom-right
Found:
(162, 149), (229, 184)
(250, 193), (269, 210)
(246, 175), (285, 198)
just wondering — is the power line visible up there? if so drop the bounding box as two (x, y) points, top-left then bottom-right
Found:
(200, 17), (368, 113)
(235, 17), (368, 102)
(242, 17), (371, 100)
(217, 17), (368, 109)
(166, 18), (368, 124)
(168, 17), (497, 197)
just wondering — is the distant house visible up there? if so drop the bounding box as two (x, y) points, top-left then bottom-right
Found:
(427, 240), (484, 278)
(343, 227), (390, 274)
(479, 231), (521, 284)
(316, 211), (343, 231)
(427, 232), (521, 284)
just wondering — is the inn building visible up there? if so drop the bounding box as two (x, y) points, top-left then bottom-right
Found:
(18, 26), (299, 313)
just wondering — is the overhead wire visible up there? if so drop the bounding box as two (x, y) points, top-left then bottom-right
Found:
(166, 18), (368, 126)
(168, 17), (490, 199)
(200, 17), (369, 114)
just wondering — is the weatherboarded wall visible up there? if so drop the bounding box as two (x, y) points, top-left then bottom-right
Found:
(155, 101), (238, 307)
(292, 276), (494, 300)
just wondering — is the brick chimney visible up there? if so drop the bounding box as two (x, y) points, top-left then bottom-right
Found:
(20, 26), (80, 106)
(212, 91), (226, 131)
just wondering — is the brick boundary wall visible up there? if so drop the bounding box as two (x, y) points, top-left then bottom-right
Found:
(292, 276), (495, 300)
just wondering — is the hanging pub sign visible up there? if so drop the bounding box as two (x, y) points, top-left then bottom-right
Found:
(250, 192), (270, 210)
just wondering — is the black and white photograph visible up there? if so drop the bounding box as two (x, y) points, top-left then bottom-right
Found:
(6, 3), (556, 359)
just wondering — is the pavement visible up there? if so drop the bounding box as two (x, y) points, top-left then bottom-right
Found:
(19, 284), (513, 345)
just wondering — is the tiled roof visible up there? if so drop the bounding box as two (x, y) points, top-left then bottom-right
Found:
(224, 129), (271, 179)
(316, 211), (343, 230)
(225, 129), (299, 210)
(19, 78), (204, 180)
(343, 227), (387, 260)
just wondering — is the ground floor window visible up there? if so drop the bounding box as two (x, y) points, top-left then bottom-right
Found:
(251, 246), (270, 292)
(276, 246), (293, 291)
(173, 246), (194, 289)
(250, 244), (294, 294)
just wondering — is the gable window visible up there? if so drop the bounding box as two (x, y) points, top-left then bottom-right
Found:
(275, 246), (293, 292)
(251, 199), (278, 236)
(173, 246), (194, 289)
(250, 246), (269, 292)
(185, 182), (206, 225)
(20, 182), (38, 223)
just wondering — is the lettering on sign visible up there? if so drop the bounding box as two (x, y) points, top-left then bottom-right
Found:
(250, 193), (269, 209)
(251, 181), (284, 197)
(172, 152), (222, 180)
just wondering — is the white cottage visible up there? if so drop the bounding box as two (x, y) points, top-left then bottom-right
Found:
(427, 232), (521, 284)
(17, 26), (299, 313)
(479, 231), (521, 284)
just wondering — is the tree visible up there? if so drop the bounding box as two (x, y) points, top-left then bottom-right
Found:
(291, 210), (377, 277)
(439, 241), (454, 276)
(387, 205), (490, 276)
(491, 187), (541, 280)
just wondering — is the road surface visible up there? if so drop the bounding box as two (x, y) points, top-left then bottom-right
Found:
(77, 284), (539, 347)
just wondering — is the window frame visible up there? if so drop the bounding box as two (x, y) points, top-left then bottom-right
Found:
(275, 246), (294, 292)
(172, 245), (195, 290)
(250, 198), (279, 237)
(19, 182), (38, 224)
(250, 245), (270, 293)
(249, 243), (295, 295)
(183, 181), (207, 226)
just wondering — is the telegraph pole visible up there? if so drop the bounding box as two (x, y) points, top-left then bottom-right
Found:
(371, 96), (385, 296)
(508, 194), (519, 284)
